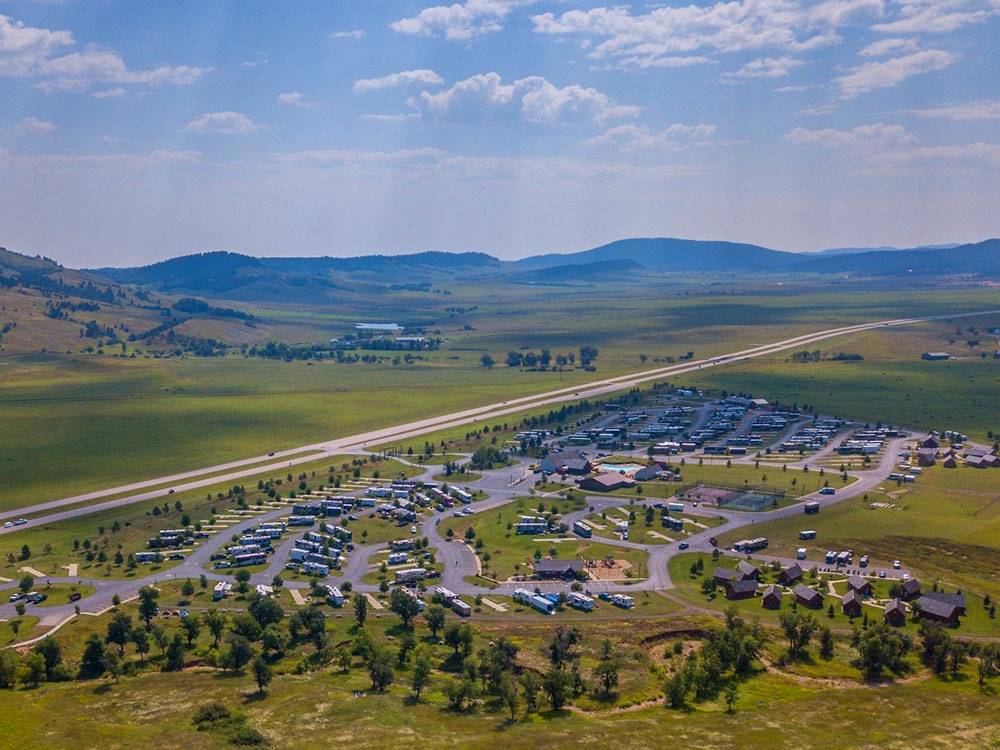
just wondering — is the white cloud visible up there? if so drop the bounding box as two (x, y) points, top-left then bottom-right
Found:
(912, 100), (1000, 121)
(330, 30), (365, 39)
(585, 123), (716, 150)
(530, 1), (880, 70)
(185, 111), (260, 135)
(360, 112), (421, 122)
(835, 48), (956, 98)
(872, 0), (1000, 34)
(91, 87), (125, 98)
(391, 0), (537, 40)
(277, 91), (311, 106)
(409, 72), (639, 124)
(784, 123), (918, 151)
(13, 116), (55, 133)
(725, 56), (805, 80)
(353, 69), (444, 94)
(0, 14), (208, 93)
(859, 37), (918, 56)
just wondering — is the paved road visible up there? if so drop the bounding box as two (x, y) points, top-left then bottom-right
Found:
(5, 309), (996, 532)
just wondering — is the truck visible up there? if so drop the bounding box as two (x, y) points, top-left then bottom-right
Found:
(667, 502), (685, 513)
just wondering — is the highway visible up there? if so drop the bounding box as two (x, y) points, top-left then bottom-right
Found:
(3, 307), (997, 531)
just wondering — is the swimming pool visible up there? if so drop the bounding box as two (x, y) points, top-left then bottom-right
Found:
(596, 462), (645, 474)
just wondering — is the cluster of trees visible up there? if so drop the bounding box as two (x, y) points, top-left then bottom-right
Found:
(663, 609), (763, 709)
(467, 446), (508, 470)
(501, 346), (599, 370)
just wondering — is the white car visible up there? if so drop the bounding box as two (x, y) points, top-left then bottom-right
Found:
(2, 521), (12, 528)
(892, 560), (901, 569)
(410, 526), (417, 534)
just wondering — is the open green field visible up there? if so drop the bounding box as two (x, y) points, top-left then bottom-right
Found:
(667, 553), (1000, 638)
(442, 497), (649, 582)
(714, 462), (1000, 600)
(4, 285), (996, 513)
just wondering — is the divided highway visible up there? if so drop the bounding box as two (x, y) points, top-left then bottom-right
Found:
(2, 308), (996, 532)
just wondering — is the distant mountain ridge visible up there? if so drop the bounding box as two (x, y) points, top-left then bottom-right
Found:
(78, 235), (1000, 296)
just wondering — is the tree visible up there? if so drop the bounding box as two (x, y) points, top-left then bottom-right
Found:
(230, 613), (263, 642)
(779, 611), (818, 659)
(137, 587), (159, 626)
(79, 634), (106, 679)
(224, 634), (254, 673)
(102, 647), (123, 684)
(0, 650), (18, 688)
(253, 656), (273, 695)
(543, 667), (572, 710)
(33, 637), (62, 680)
(367, 644), (395, 692)
(181, 578), (195, 597)
(21, 652), (46, 687)
(390, 588), (422, 629)
(354, 593), (368, 628)
(547, 625), (581, 668)
(978, 644), (1000, 686)
(853, 624), (912, 680)
(411, 650), (432, 700)
(248, 595), (284, 628)
(480, 353), (495, 368)
(131, 627), (150, 665)
(499, 671), (520, 721)
(181, 614), (201, 647)
(106, 612), (133, 656)
(426, 605), (446, 639)
(150, 624), (168, 657)
(444, 623), (473, 656)
(664, 668), (690, 709)
(723, 681), (739, 713)
(820, 627), (835, 659)
(593, 656), (621, 697)
(163, 633), (186, 672)
(18, 574), (33, 593)
(204, 610), (227, 649)
(261, 624), (286, 658)
(520, 670), (543, 712)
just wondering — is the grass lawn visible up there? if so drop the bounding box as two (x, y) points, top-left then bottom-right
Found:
(442, 497), (650, 582)
(431, 471), (482, 483)
(714, 462), (1000, 600)
(584, 504), (726, 544)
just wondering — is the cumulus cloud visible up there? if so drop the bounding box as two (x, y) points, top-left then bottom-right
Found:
(0, 14), (208, 93)
(354, 69), (444, 94)
(277, 91), (311, 106)
(835, 48), (956, 98)
(185, 111), (260, 135)
(725, 56), (805, 80)
(584, 123), (716, 150)
(408, 72), (639, 124)
(530, 1), (881, 70)
(391, 0), (537, 40)
(911, 100), (1000, 121)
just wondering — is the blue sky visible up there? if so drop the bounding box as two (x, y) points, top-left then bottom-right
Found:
(1, 0), (998, 266)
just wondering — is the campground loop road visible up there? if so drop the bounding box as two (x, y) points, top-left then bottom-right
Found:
(2, 307), (997, 531)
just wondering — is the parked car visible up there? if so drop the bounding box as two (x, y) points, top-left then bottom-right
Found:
(892, 560), (901, 569)
(68, 592), (82, 602)
(678, 542), (689, 550)
(8, 592), (26, 603)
